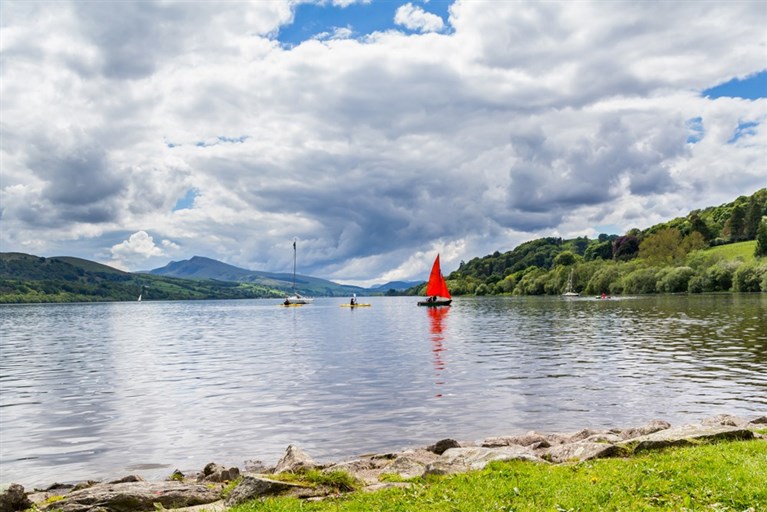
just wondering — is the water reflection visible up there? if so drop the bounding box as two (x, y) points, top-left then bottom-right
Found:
(427, 307), (449, 396)
(1, 295), (765, 488)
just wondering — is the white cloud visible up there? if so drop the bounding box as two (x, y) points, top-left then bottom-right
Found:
(1, 0), (765, 285)
(107, 231), (177, 270)
(394, 3), (445, 33)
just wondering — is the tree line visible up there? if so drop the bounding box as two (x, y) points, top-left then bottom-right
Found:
(427, 188), (767, 296)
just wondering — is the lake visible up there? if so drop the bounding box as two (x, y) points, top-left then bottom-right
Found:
(1, 294), (765, 487)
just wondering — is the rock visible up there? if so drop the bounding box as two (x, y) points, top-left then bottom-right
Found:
(482, 432), (551, 449)
(1, 483), (33, 512)
(424, 446), (543, 476)
(619, 419), (672, 439)
(324, 458), (390, 485)
(382, 456), (428, 480)
(224, 476), (309, 506)
(108, 476), (143, 485)
(71, 481), (99, 492)
(196, 463), (240, 483)
(566, 428), (611, 443)
(427, 438), (461, 455)
(747, 415), (767, 426)
(543, 442), (627, 463)
(702, 414), (747, 427)
(42, 481), (221, 512)
(619, 424), (755, 453)
(274, 445), (316, 474)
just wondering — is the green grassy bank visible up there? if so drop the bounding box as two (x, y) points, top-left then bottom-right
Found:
(231, 439), (767, 511)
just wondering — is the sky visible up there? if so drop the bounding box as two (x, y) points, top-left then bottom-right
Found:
(1, 1), (766, 287)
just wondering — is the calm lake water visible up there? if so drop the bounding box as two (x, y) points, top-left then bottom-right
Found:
(1, 294), (766, 487)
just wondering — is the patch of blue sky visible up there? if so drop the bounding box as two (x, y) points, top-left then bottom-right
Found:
(686, 116), (704, 144)
(277, 0), (453, 45)
(193, 135), (249, 148)
(727, 120), (759, 144)
(702, 70), (767, 99)
(594, 224), (622, 236)
(173, 188), (199, 211)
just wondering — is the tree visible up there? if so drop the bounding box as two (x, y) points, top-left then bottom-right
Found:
(613, 235), (640, 261)
(688, 212), (712, 242)
(744, 195), (764, 239)
(681, 231), (707, 254)
(756, 219), (767, 258)
(553, 251), (576, 266)
(725, 204), (746, 242)
(639, 228), (683, 266)
(584, 240), (613, 261)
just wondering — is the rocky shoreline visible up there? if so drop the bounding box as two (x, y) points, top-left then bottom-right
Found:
(2, 414), (765, 512)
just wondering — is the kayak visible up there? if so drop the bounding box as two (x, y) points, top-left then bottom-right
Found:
(340, 303), (371, 307)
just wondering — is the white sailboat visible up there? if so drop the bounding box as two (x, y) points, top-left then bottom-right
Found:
(562, 268), (579, 297)
(283, 238), (313, 305)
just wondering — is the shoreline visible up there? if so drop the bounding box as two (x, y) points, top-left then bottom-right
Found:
(4, 413), (765, 512)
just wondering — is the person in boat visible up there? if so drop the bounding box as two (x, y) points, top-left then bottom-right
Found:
(350, 294), (357, 306)
(283, 298), (290, 306)
(428, 296), (437, 303)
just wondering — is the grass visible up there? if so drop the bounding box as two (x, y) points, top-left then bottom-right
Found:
(228, 440), (767, 511)
(703, 240), (757, 263)
(268, 469), (362, 493)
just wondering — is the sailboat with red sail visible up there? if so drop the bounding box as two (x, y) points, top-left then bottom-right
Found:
(417, 254), (452, 307)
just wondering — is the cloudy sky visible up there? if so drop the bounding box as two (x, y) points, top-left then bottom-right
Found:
(1, 0), (765, 286)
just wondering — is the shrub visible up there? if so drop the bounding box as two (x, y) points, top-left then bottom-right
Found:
(688, 275), (705, 293)
(705, 261), (738, 291)
(733, 263), (763, 292)
(657, 266), (695, 293)
(622, 267), (659, 294)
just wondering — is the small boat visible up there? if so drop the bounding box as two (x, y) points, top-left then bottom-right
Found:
(137, 293), (142, 302)
(562, 268), (579, 297)
(417, 254), (452, 307)
(283, 238), (314, 305)
(340, 303), (371, 308)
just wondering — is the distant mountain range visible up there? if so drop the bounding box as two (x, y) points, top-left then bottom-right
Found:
(0, 252), (422, 303)
(147, 256), (420, 295)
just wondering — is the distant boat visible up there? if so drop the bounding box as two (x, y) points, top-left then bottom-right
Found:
(417, 254), (452, 307)
(562, 268), (579, 297)
(283, 238), (313, 305)
(137, 293), (142, 302)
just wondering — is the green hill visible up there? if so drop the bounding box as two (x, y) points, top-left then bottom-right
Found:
(406, 188), (767, 297)
(0, 253), (286, 303)
(148, 256), (366, 297)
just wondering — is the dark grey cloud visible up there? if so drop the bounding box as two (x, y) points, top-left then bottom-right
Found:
(1, 1), (765, 283)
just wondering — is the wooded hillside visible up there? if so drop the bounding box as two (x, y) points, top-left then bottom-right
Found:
(431, 188), (767, 296)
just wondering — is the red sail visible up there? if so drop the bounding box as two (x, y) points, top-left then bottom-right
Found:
(425, 254), (452, 299)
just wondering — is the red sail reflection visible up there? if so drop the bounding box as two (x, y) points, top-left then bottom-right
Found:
(427, 306), (449, 397)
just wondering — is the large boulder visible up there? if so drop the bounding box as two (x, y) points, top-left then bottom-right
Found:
(274, 445), (316, 474)
(619, 424), (755, 453)
(196, 463), (240, 483)
(618, 419), (671, 440)
(482, 432), (551, 449)
(40, 481), (220, 512)
(224, 476), (310, 506)
(542, 442), (627, 463)
(424, 446), (543, 476)
(0, 484), (32, 512)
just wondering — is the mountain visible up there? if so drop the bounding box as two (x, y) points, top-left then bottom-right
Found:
(0, 253), (286, 303)
(368, 281), (423, 292)
(147, 256), (366, 297)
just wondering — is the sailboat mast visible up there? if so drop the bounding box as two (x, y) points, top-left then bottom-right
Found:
(292, 238), (297, 292)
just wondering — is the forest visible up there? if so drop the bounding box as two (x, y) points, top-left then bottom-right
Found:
(426, 188), (767, 296)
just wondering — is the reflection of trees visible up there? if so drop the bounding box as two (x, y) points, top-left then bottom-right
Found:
(427, 307), (449, 397)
